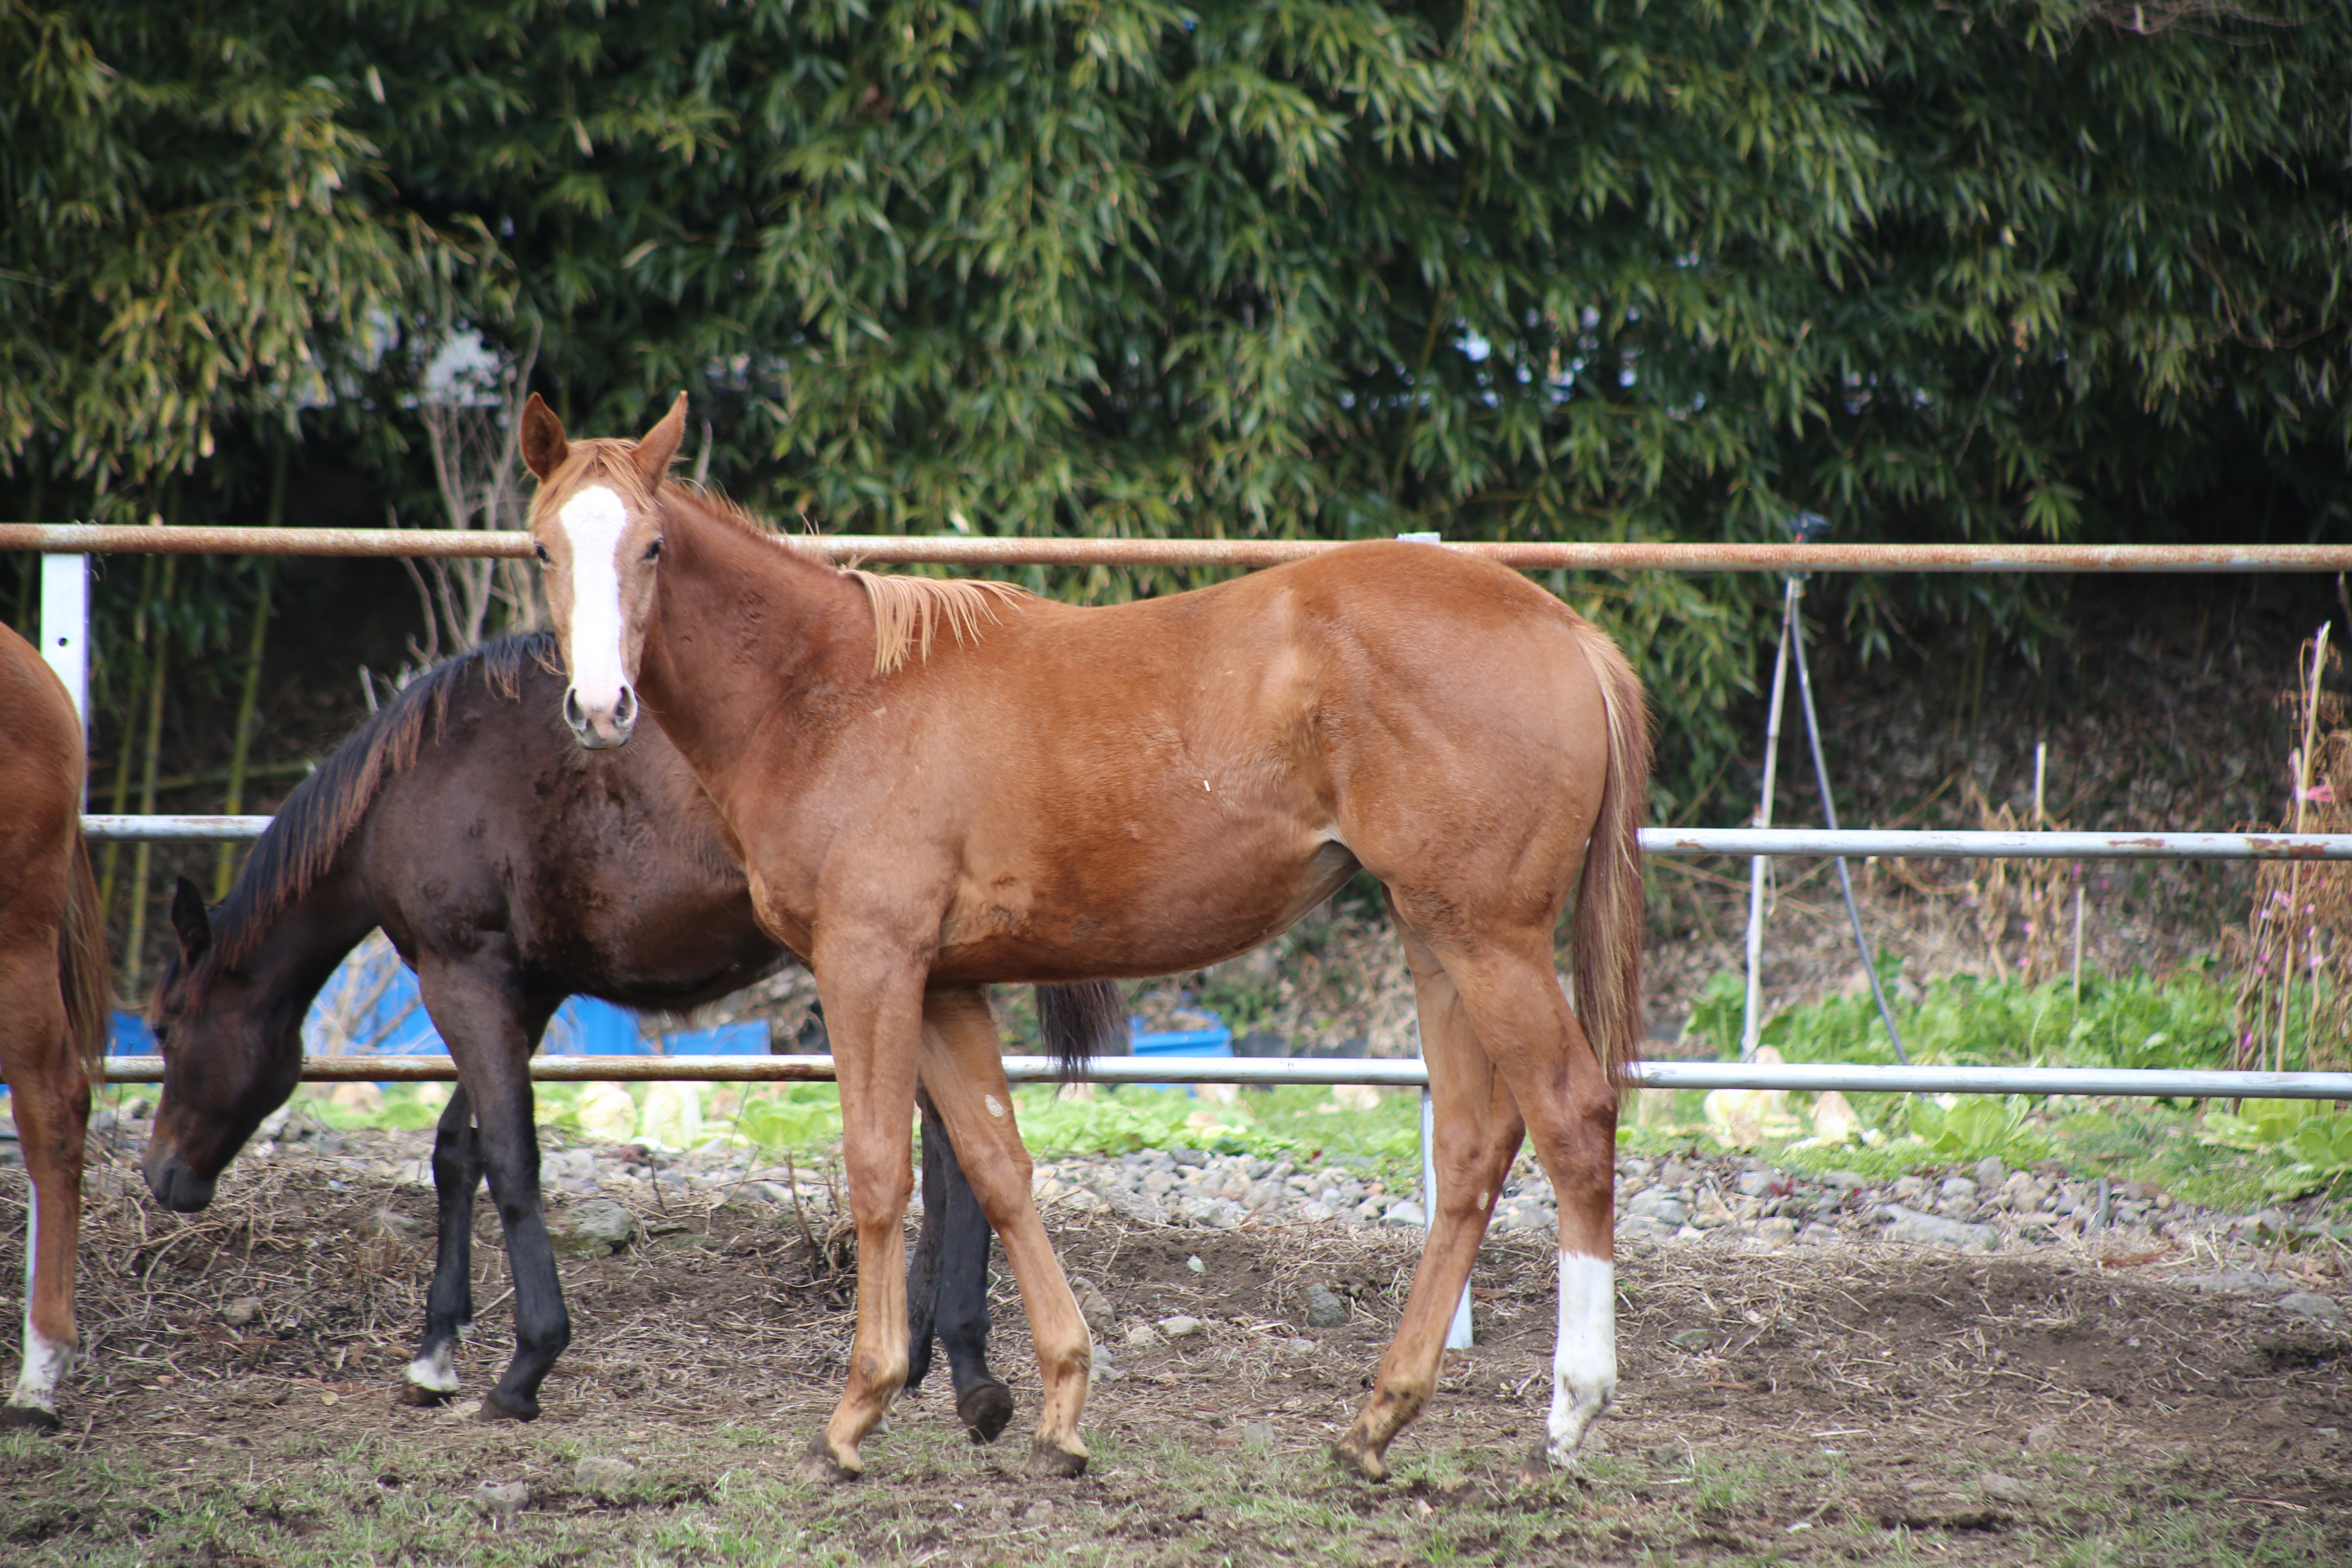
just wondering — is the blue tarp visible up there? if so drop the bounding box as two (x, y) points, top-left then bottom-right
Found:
(1130, 1013), (1232, 1093)
(658, 1020), (771, 1055)
(302, 953), (648, 1062)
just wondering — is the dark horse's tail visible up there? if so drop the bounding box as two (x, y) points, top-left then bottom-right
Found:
(59, 819), (110, 1082)
(1035, 980), (1125, 1079)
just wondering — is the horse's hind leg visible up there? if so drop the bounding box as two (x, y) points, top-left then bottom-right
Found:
(0, 924), (85, 1429)
(400, 1085), (483, 1404)
(416, 958), (568, 1422)
(1334, 924), (1523, 1480)
(915, 988), (1091, 1477)
(905, 1087), (1014, 1442)
(1433, 944), (1620, 1473)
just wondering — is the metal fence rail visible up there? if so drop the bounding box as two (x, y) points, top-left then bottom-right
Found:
(94, 1052), (2352, 1101)
(13, 524), (2352, 572)
(79, 816), (2352, 860)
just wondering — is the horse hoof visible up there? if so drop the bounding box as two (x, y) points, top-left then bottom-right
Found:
(1330, 1437), (1389, 1482)
(478, 1390), (540, 1423)
(394, 1382), (449, 1408)
(797, 1434), (862, 1483)
(1027, 1436), (1089, 1479)
(957, 1380), (1015, 1444)
(0, 1403), (61, 1432)
(1516, 1443), (1564, 1486)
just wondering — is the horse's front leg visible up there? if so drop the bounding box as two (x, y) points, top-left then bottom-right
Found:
(416, 958), (568, 1421)
(801, 950), (925, 1480)
(398, 1085), (482, 1404)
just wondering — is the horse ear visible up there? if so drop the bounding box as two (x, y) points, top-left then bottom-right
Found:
(169, 877), (212, 962)
(633, 392), (689, 487)
(519, 393), (569, 480)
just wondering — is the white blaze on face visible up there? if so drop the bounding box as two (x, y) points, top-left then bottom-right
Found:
(559, 485), (633, 716)
(1546, 1250), (1616, 1467)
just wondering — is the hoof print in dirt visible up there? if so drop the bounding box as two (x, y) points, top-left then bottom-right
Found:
(957, 1379), (1014, 1443)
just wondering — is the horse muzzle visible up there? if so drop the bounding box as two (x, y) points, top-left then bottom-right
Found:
(142, 1144), (218, 1212)
(563, 683), (639, 750)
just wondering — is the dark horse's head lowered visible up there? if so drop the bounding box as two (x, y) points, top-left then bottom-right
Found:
(142, 879), (299, 1211)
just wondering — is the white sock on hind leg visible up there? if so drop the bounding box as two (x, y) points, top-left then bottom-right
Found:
(1546, 1250), (1616, 1466)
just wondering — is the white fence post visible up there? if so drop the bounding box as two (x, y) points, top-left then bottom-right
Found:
(38, 552), (89, 732)
(1397, 529), (1472, 1349)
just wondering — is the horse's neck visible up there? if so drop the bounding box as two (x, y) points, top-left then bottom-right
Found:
(639, 492), (870, 776)
(226, 862), (382, 1042)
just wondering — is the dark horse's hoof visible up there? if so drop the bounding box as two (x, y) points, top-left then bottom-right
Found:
(478, 1389), (541, 1423)
(956, 1379), (1015, 1444)
(394, 1381), (450, 1408)
(0, 1403), (61, 1432)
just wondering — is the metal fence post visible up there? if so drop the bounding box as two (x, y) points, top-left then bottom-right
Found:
(38, 552), (89, 731)
(1397, 529), (1473, 1350)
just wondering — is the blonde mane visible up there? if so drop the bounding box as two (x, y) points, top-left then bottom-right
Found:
(849, 572), (1031, 675)
(652, 483), (1032, 676)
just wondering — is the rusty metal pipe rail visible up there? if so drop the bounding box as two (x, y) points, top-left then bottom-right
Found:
(11, 525), (2352, 573)
(92, 1053), (2352, 1101)
(80, 815), (2352, 860)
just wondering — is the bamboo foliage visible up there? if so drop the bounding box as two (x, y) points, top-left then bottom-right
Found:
(4, 2), (2350, 819)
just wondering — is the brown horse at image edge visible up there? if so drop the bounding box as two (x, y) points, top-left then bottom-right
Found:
(521, 393), (1651, 1483)
(0, 623), (111, 1427)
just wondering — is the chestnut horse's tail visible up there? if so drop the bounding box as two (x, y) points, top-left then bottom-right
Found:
(1035, 979), (1127, 1080)
(1570, 621), (1651, 1092)
(58, 818), (111, 1084)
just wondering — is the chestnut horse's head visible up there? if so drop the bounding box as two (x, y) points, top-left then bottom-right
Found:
(520, 392), (688, 749)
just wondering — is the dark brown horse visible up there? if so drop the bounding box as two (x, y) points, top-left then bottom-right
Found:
(0, 622), (110, 1427)
(142, 634), (1121, 1429)
(519, 395), (1651, 1482)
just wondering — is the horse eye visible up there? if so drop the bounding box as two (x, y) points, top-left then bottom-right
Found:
(644, 539), (662, 561)
(533, 541), (550, 563)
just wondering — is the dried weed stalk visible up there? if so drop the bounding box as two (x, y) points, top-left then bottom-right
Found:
(2231, 628), (2352, 1072)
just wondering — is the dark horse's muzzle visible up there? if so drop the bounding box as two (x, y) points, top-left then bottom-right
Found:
(142, 1145), (218, 1212)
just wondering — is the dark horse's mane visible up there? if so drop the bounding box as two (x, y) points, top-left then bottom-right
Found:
(174, 634), (559, 998)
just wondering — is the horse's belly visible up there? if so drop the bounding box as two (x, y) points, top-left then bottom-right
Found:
(931, 837), (1358, 984)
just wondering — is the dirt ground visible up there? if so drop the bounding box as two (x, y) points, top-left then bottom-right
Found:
(4, 1139), (2350, 1566)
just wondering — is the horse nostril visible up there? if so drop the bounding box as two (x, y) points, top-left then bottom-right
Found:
(613, 686), (639, 732)
(562, 686), (592, 736)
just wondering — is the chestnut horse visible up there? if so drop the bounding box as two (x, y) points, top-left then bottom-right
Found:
(0, 622), (110, 1427)
(521, 394), (1650, 1482)
(142, 633), (1121, 1430)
